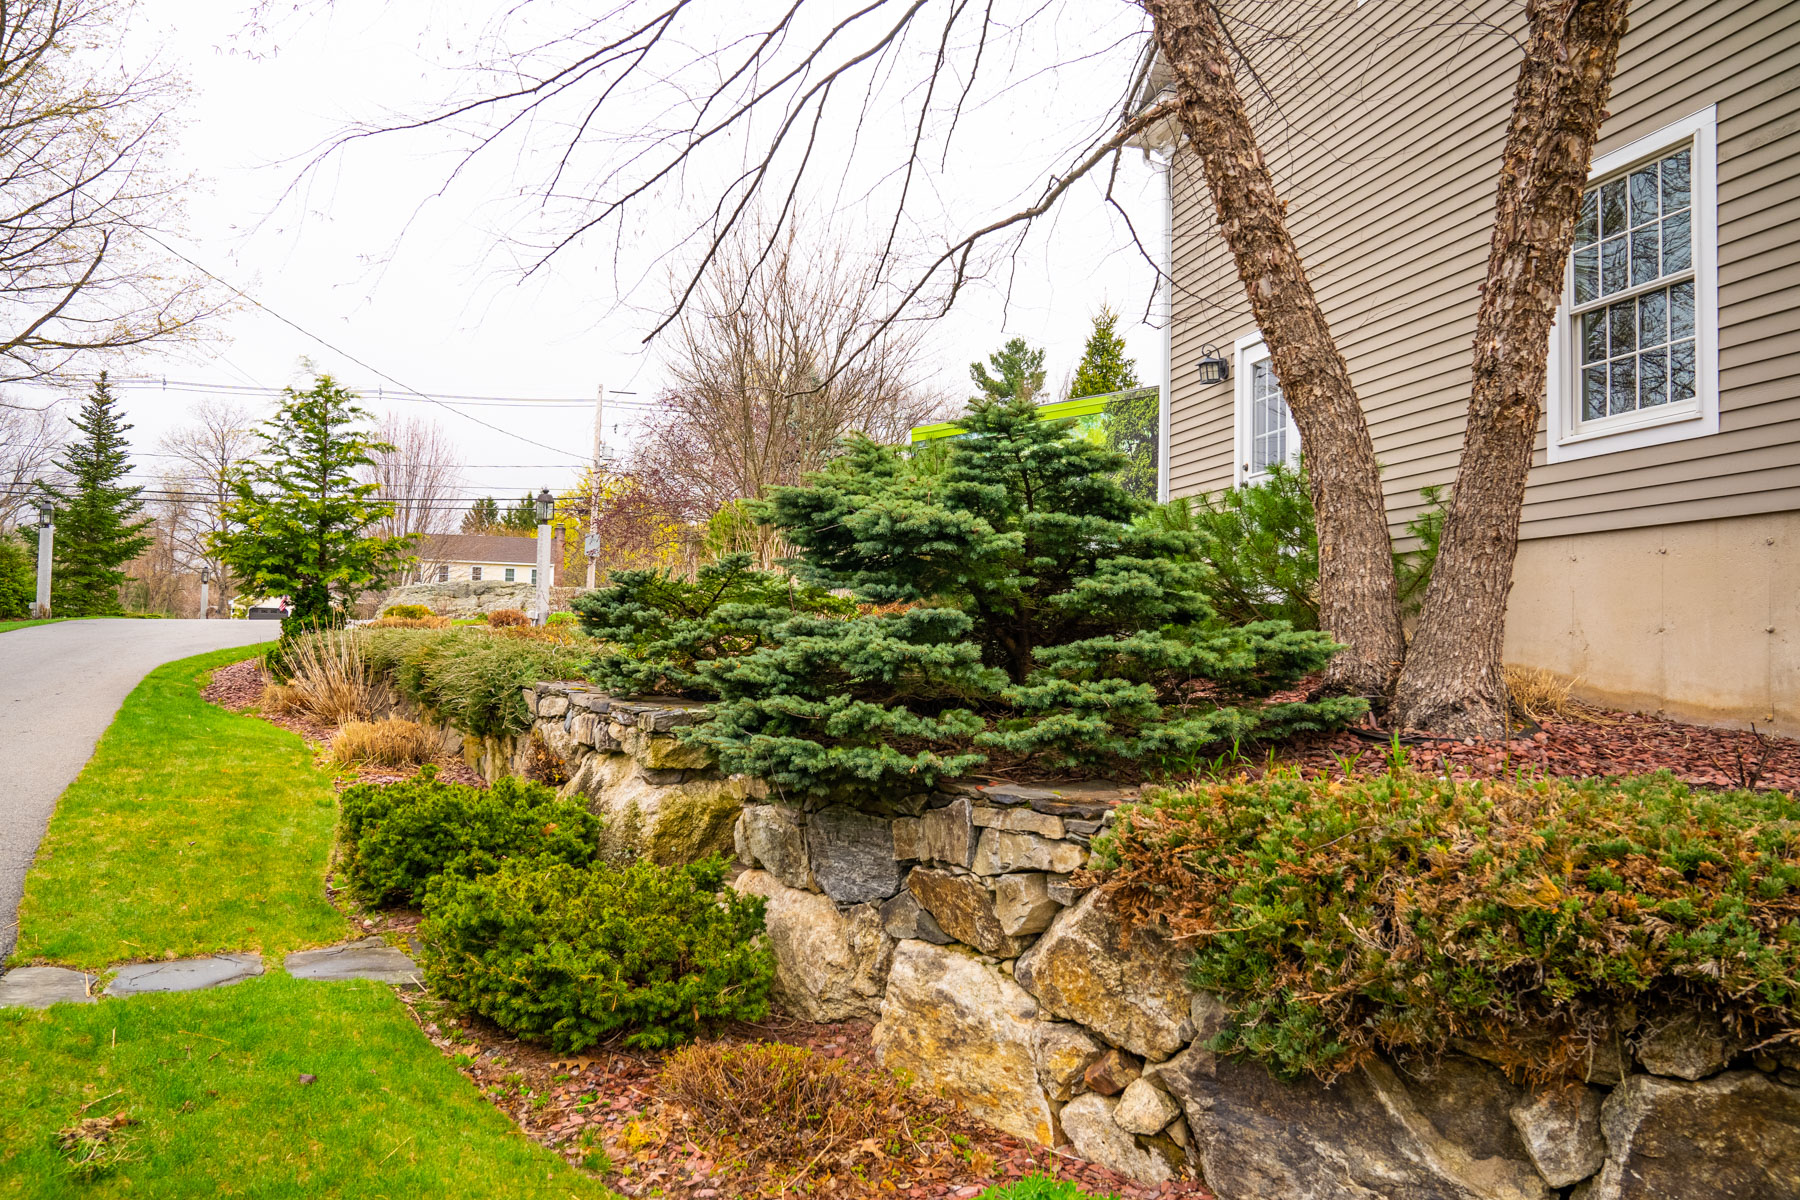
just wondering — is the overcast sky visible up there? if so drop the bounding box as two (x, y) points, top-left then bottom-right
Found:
(26, 0), (1170, 511)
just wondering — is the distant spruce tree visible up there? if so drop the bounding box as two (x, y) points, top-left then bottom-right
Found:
(969, 337), (1047, 403)
(500, 495), (540, 533)
(578, 394), (1363, 798)
(35, 374), (153, 615)
(1069, 306), (1140, 398)
(462, 496), (502, 534)
(211, 375), (415, 633)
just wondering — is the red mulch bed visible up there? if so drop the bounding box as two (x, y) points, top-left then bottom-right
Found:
(1272, 704), (1800, 793)
(399, 1003), (1211, 1200)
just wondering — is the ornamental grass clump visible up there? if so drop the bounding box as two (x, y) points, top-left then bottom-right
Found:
(337, 771), (600, 905)
(419, 856), (771, 1051)
(576, 394), (1363, 799)
(1094, 768), (1800, 1082)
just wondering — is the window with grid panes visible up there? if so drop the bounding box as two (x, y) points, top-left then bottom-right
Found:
(1249, 359), (1290, 475)
(1569, 145), (1697, 428)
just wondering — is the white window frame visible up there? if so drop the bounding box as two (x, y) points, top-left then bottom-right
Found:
(1234, 334), (1301, 486)
(503, 567), (516, 582)
(470, 566), (482, 581)
(1547, 106), (1719, 463)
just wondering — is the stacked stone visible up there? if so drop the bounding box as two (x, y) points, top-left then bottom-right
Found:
(505, 683), (751, 864)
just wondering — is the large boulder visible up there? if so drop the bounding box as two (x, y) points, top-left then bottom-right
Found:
(1013, 889), (1195, 1061)
(805, 806), (903, 904)
(566, 753), (747, 864)
(1060, 1093), (1185, 1184)
(1580, 1071), (1800, 1199)
(731, 871), (892, 1021)
(1154, 1050), (1553, 1200)
(907, 867), (1035, 958)
(873, 940), (1057, 1146)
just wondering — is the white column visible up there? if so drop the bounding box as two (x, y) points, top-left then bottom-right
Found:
(534, 524), (553, 625)
(1157, 148), (1174, 504)
(33, 516), (53, 618)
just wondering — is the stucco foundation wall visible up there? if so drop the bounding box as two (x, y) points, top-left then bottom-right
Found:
(1506, 511), (1799, 736)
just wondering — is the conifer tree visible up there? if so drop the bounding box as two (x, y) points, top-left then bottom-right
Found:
(969, 337), (1047, 403)
(462, 496), (502, 534)
(579, 394), (1363, 798)
(1068, 306), (1140, 398)
(212, 375), (415, 632)
(36, 374), (152, 615)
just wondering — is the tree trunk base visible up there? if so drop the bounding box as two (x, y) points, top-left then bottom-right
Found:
(1390, 674), (1510, 741)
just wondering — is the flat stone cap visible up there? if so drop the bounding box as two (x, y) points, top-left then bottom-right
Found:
(0, 966), (97, 1009)
(105, 953), (263, 997)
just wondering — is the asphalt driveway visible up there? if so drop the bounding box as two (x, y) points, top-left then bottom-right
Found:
(0, 619), (279, 962)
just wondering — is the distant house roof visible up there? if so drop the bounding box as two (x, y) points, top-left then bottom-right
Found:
(426, 533), (540, 565)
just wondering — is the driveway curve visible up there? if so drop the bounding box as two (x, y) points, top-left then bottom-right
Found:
(0, 619), (279, 961)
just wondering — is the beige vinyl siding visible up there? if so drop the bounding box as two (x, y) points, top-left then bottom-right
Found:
(1166, 0), (1800, 539)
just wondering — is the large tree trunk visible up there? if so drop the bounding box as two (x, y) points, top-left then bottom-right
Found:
(1392, 0), (1632, 736)
(1144, 0), (1405, 700)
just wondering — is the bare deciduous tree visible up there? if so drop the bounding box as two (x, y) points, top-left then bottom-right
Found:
(323, 0), (1636, 735)
(362, 413), (465, 578)
(0, 0), (219, 392)
(158, 398), (257, 613)
(0, 399), (65, 530)
(625, 218), (948, 564)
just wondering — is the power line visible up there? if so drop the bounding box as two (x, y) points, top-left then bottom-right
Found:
(4, 375), (652, 408)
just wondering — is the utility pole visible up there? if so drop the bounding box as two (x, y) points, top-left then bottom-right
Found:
(587, 383), (603, 590)
(32, 501), (53, 618)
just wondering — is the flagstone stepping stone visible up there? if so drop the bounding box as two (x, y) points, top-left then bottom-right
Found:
(0, 966), (98, 1008)
(285, 937), (420, 984)
(105, 953), (263, 997)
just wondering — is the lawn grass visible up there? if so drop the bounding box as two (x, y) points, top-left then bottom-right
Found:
(0, 616), (169, 633)
(9, 647), (348, 969)
(0, 973), (616, 1198)
(0, 618), (64, 633)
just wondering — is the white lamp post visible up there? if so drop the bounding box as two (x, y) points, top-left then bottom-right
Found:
(32, 501), (53, 618)
(533, 487), (554, 626)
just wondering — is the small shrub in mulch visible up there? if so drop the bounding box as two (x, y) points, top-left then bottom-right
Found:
(420, 856), (772, 1052)
(338, 771), (599, 905)
(660, 1042), (942, 1171)
(1097, 766), (1800, 1083)
(486, 607), (529, 627)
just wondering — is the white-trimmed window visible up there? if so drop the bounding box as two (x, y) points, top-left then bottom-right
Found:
(471, 566), (482, 581)
(503, 567), (516, 582)
(1548, 107), (1718, 462)
(435, 563), (449, 583)
(1234, 336), (1300, 485)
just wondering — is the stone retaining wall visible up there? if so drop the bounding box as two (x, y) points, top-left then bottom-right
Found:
(487, 683), (1800, 1198)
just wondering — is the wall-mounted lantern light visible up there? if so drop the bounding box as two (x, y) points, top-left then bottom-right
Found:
(534, 488), (555, 524)
(1195, 346), (1230, 385)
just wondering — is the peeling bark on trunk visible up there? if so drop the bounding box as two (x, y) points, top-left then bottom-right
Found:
(1144, 0), (1405, 701)
(1392, 0), (1632, 737)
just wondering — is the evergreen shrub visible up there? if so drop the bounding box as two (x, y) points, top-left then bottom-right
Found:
(338, 771), (599, 904)
(420, 855), (772, 1051)
(381, 603), (435, 620)
(1096, 768), (1800, 1082)
(576, 395), (1364, 798)
(0, 534), (34, 618)
(355, 627), (591, 737)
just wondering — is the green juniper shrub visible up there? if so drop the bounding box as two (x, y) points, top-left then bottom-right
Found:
(364, 626), (592, 737)
(338, 770), (600, 905)
(419, 855), (772, 1051)
(580, 394), (1363, 798)
(381, 603), (435, 620)
(1093, 768), (1800, 1083)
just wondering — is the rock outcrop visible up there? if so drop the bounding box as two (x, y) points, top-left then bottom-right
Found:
(732, 870), (892, 1022)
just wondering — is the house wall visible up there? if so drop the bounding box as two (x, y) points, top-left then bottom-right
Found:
(418, 562), (538, 584)
(1165, 0), (1800, 726)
